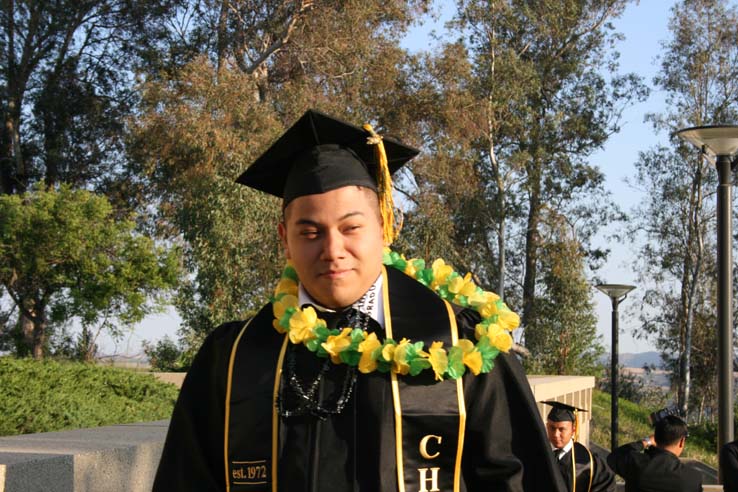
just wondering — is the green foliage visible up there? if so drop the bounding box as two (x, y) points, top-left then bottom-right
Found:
(0, 184), (181, 357)
(0, 356), (178, 436)
(524, 216), (605, 375)
(143, 336), (186, 372)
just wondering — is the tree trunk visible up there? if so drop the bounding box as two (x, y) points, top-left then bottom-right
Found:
(522, 160), (542, 330)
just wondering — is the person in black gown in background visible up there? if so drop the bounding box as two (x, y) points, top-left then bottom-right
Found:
(544, 401), (615, 492)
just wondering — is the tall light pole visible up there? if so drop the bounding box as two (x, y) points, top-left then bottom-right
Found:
(676, 125), (738, 478)
(596, 283), (636, 452)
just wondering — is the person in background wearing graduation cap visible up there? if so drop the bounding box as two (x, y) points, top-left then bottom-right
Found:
(607, 414), (702, 492)
(544, 401), (615, 492)
(152, 109), (567, 492)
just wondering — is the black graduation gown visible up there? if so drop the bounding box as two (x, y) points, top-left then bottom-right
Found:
(606, 441), (703, 492)
(720, 440), (738, 492)
(556, 442), (615, 492)
(153, 267), (566, 492)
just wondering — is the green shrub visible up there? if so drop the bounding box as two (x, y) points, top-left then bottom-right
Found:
(0, 356), (178, 436)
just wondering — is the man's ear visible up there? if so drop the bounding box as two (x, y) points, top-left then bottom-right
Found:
(679, 437), (686, 449)
(277, 222), (291, 259)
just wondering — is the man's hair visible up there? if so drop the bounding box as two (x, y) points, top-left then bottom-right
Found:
(281, 186), (381, 223)
(654, 415), (688, 447)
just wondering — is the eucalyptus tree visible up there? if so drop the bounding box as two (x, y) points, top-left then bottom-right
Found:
(630, 0), (738, 418)
(397, 0), (645, 372)
(129, 1), (429, 357)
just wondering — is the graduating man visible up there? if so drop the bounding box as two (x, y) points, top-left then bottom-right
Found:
(544, 401), (615, 492)
(153, 109), (566, 492)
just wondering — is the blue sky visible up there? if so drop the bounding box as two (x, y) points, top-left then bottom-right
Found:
(107, 0), (709, 357)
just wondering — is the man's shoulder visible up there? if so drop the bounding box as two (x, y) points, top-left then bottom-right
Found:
(205, 304), (274, 347)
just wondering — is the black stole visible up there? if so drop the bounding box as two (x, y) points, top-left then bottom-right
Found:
(223, 266), (465, 492)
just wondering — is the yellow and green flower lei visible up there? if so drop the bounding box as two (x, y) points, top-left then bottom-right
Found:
(271, 249), (520, 381)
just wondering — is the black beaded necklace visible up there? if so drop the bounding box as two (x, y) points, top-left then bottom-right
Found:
(277, 294), (376, 420)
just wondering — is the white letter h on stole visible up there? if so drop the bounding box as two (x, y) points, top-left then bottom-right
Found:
(417, 467), (441, 492)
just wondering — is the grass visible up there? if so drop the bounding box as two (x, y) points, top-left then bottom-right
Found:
(590, 389), (718, 468)
(0, 356), (178, 436)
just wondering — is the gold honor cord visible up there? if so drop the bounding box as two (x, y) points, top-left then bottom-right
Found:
(224, 319), (255, 492)
(586, 446), (594, 492)
(383, 266), (406, 492)
(444, 299), (467, 492)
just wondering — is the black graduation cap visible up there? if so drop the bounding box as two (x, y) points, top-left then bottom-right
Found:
(235, 109), (420, 204)
(542, 401), (588, 423)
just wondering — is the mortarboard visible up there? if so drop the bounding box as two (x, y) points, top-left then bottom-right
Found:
(236, 109), (419, 244)
(542, 401), (588, 423)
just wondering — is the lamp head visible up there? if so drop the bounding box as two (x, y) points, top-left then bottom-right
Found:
(595, 283), (636, 300)
(675, 125), (738, 165)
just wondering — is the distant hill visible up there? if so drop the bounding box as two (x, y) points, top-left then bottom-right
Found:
(600, 351), (662, 369)
(621, 351), (662, 368)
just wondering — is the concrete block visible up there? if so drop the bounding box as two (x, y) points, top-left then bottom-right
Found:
(0, 452), (73, 492)
(0, 422), (169, 492)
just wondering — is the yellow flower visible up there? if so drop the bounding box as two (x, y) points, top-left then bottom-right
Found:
(431, 259), (454, 289)
(273, 294), (298, 320)
(467, 290), (486, 308)
(358, 332), (381, 373)
(448, 272), (477, 297)
(322, 327), (353, 364)
(479, 301), (499, 319)
(404, 262), (417, 277)
(474, 322), (492, 340)
(498, 309), (520, 331)
(485, 323), (513, 352)
(382, 343), (395, 362)
(288, 307), (318, 344)
(428, 341), (448, 381)
(275, 277), (298, 296)
(273, 319), (286, 334)
(457, 339), (482, 375)
(392, 338), (411, 375)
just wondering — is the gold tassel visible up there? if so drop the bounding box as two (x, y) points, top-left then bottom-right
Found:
(363, 123), (400, 245)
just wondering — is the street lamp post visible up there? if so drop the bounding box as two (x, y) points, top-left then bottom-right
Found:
(596, 283), (636, 452)
(676, 125), (738, 478)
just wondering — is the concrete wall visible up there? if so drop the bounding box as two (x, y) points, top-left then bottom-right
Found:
(0, 421), (168, 492)
(4, 374), (720, 491)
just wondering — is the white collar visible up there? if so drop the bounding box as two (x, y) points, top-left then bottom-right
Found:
(551, 439), (574, 458)
(297, 273), (385, 329)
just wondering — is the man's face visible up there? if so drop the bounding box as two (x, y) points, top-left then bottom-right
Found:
(278, 186), (384, 309)
(546, 420), (574, 449)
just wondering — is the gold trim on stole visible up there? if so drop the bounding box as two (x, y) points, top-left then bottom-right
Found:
(385, 265), (467, 492)
(383, 265), (406, 492)
(443, 299), (467, 492)
(271, 335), (289, 492)
(224, 319), (254, 492)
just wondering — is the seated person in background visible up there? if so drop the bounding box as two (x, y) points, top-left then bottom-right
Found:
(544, 401), (615, 492)
(607, 414), (702, 492)
(720, 439), (738, 491)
